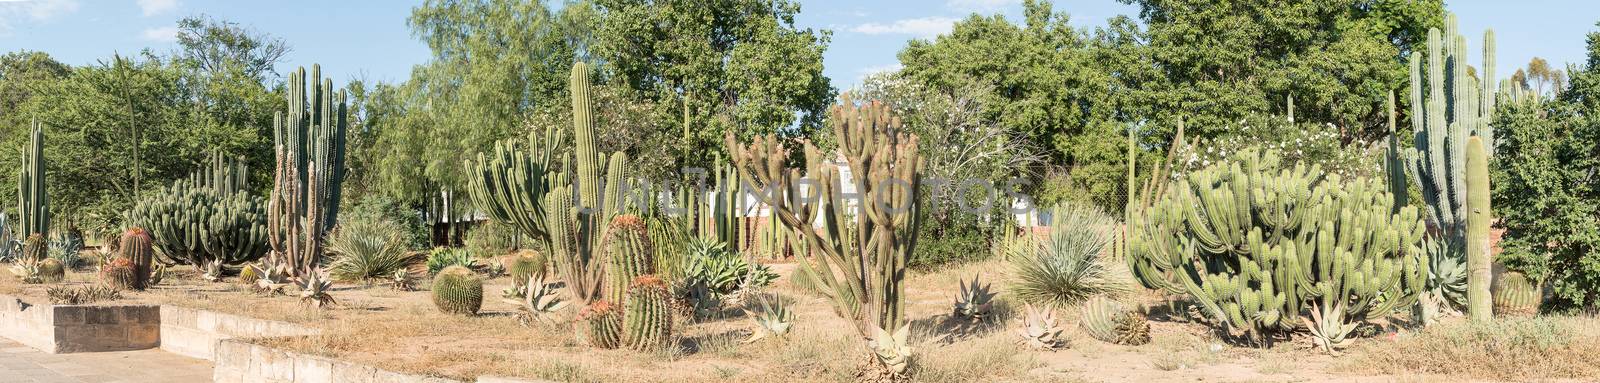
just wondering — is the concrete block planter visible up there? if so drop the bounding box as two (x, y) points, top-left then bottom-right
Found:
(0, 294), (161, 353)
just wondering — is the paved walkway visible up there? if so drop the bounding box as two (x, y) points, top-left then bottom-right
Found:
(0, 339), (211, 383)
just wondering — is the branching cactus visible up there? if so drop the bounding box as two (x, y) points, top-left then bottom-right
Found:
(268, 65), (349, 280)
(1400, 12), (1497, 323)
(1129, 148), (1428, 343)
(130, 177), (268, 271)
(17, 122), (48, 237)
(725, 95), (922, 373)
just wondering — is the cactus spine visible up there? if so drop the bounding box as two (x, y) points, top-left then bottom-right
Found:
(1465, 136), (1492, 321)
(431, 265), (483, 315)
(503, 250), (546, 289)
(1081, 296), (1149, 346)
(269, 65), (349, 279)
(621, 275), (672, 351)
(37, 258), (64, 283)
(17, 121), (48, 237)
(725, 95), (922, 373)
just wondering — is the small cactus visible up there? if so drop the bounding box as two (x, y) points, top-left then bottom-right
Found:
(1017, 304), (1066, 350)
(622, 275), (673, 351)
(238, 264), (261, 286)
(605, 215), (656, 305)
(952, 274), (995, 321)
(1493, 272), (1541, 316)
(431, 265), (483, 315)
(37, 258), (64, 283)
(22, 234), (46, 263)
(580, 300), (623, 349)
(100, 257), (139, 290)
(1080, 297), (1150, 346)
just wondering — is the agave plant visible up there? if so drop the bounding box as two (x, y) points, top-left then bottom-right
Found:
(390, 268), (415, 291)
(505, 276), (566, 327)
(426, 247), (474, 274)
(9, 260), (42, 284)
(298, 269), (337, 308)
(1016, 304), (1066, 350)
(867, 324), (912, 376)
(201, 259), (225, 282)
(743, 294), (794, 343)
(1303, 302), (1357, 355)
(681, 238), (777, 298)
(952, 274), (996, 321)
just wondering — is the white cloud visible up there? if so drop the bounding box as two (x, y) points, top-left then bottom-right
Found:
(141, 25), (177, 42)
(946, 0), (1019, 12)
(849, 17), (958, 38)
(0, 0), (80, 34)
(859, 63), (903, 77)
(136, 0), (175, 17)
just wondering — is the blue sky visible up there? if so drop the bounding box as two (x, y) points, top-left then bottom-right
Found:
(1, 0), (1596, 91)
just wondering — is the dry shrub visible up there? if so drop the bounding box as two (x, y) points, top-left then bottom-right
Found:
(1344, 316), (1600, 381)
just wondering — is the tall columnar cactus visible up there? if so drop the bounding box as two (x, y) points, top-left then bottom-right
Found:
(17, 122), (48, 237)
(129, 177), (268, 270)
(466, 61), (631, 308)
(119, 228), (154, 290)
(1400, 12), (1497, 324)
(605, 215), (656, 304)
(432, 265), (483, 315)
(1464, 136), (1492, 321)
(1129, 148), (1428, 342)
(725, 95), (922, 372)
(269, 65), (349, 279)
(621, 275), (673, 351)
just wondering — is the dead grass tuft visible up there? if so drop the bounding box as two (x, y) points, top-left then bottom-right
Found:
(1342, 316), (1600, 381)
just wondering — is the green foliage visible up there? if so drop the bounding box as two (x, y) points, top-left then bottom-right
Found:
(910, 208), (1000, 269)
(1007, 203), (1132, 307)
(426, 247), (473, 274)
(1492, 24), (1600, 310)
(464, 220), (518, 259)
(431, 265), (483, 315)
(343, 194), (428, 250)
(328, 211), (417, 283)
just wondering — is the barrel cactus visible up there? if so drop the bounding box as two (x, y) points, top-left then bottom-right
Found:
(431, 265), (483, 315)
(605, 215), (656, 305)
(119, 228), (155, 290)
(580, 300), (623, 349)
(1493, 272), (1540, 316)
(101, 257), (138, 290)
(37, 258), (64, 283)
(622, 275), (673, 351)
(22, 234), (45, 263)
(503, 250), (546, 289)
(1080, 296), (1149, 346)
(1128, 148), (1428, 343)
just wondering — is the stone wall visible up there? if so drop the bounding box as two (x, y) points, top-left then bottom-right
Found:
(159, 305), (317, 361)
(0, 294), (159, 353)
(212, 339), (465, 383)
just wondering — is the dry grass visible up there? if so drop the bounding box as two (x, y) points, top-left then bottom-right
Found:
(1341, 316), (1600, 381)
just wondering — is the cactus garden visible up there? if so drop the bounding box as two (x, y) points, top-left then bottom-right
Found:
(7, 1), (1600, 382)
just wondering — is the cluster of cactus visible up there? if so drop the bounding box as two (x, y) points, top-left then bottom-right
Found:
(1493, 271), (1541, 316)
(17, 122), (49, 237)
(128, 175), (268, 271)
(466, 62), (632, 310)
(1396, 12), (1498, 323)
(1080, 297), (1150, 346)
(1015, 304), (1065, 350)
(952, 275), (996, 321)
(432, 265), (483, 315)
(268, 65), (349, 280)
(725, 95), (923, 374)
(1128, 148), (1428, 343)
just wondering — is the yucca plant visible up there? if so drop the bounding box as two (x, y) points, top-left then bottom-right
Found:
(327, 212), (418, 283)
(298, 269), (337, 308)
(1008, 203), (1132, 307)
(506, 276), (566, 327)
(952, 274), (996, 321)
(1015, 303), (1066, 350)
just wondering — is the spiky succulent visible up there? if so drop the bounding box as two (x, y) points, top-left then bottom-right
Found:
(298, 269), (337, 308)
(432, 265), (483, 315)
(148, 264), (165, 286)
(238, 263), (261, 286)
(9, 260), (42, 284)
(391, 268), (415, 291)
(1080, 296), (1150, 346)
(100, 257), (139, 290)
(46, 285), (122, 305)
(867, 324), (912, 376)
(505, 276), (566, 327)
(1016, 304), (1066, 350)
(1303, 302), (1358, 355)
(744, 294), (793, 343)
(201, 259), (225, 282)
(580, 300), (623, 349)
(952, 274), (995, 321)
